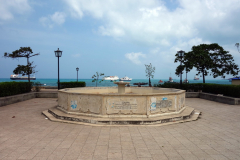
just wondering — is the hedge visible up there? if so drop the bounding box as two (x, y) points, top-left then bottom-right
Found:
(155, 83), (240, 98)
(59, 81), (86, 89)
(0, 82), (32, 97)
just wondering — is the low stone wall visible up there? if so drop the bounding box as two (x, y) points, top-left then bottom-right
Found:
(35, 92), (58, 98)
(199, 92), (239, 105)
(0, 92), (57, 107)
(1, 91), (239, 107)
(185, 92), (200, 98)
(0, 93), (35, 107)
(186, 92), (240, 105)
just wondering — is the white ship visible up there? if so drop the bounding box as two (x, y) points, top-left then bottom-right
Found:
(102, 76), (119, 81)
(10, 74), (36, 80)
(119, 76), (132, 81)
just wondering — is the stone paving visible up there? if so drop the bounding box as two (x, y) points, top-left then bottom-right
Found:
(0, 98), (240, 160)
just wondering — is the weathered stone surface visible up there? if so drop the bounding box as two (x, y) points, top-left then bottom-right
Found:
(58, 92), (68, 110)
(58, 87), (186, 117)
(44, 106), (199, 126)
(106, 96), (146, 115)
(78, 95), (101, 114)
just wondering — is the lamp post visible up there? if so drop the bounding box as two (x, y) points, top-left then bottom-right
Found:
(76, 67), (79, 82)
(55, 48), (62, 90)
(177, 50), (185, 89)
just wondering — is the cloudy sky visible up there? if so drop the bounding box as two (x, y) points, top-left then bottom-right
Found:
(0, 0), (240, 80)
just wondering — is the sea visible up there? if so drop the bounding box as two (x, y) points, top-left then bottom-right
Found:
(0, 78), (231, 87)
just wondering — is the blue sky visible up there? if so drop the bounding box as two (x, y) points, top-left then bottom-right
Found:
(0, 0), (240, 80)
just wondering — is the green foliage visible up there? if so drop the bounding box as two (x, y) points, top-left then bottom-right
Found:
(59, 81), (86, 89)
(4, 47), (38, 58)
(174, 51), (193, 76)
(145, 63), (155, 87)
(174, 43), (239, 83)
(4, 47), (39, 82)
(92, 72), (104, 87)
(145, 63), (155, 78)
(0, 82), (32, 97)
(13, 62), (36, 76)
(156, 83), (240, 98)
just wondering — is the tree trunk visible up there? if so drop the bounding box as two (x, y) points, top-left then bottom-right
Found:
(27, 57), (30, 83)
(149, 77), (152, 87)
(202, 68), (205, 83)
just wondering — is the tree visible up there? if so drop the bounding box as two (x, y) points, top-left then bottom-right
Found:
(4, 47), (39, 82)
(145, 63), (155, 87)
(13, 62), (36, 76)
(177, 43), (238, 83)
(92, 72), (104, 87)
(174, 52), (193, 79)
(236, 43), (240, 53)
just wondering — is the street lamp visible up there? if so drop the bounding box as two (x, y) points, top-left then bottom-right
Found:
(55, 48), (62, 90)
(76, 67), (79, 82)
(177, 50), (185, 89)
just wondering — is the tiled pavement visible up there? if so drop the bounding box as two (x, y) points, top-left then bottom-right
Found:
(0, 98), (240, 160)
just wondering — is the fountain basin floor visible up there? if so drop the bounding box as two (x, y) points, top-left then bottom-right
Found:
(43, 87), (201, 126)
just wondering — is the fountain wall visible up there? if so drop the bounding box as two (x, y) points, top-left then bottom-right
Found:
(58, 87), (185, 118)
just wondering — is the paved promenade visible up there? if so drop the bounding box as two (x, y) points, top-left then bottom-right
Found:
(0, 98), (240, 160)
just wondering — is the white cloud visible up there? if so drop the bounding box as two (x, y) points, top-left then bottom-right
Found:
(125, 52), (146, 65)
(150, 48), (160, 54)
(39, 12), (66, 28)
(51, 12), (66, 25)
(64, 0), (240, 46)
(71, 54), (81, 58)
(99, 26), (125, 37)
(0, 0), (31, 21)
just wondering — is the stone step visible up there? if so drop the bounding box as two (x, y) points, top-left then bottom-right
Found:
(42, 106), (201, 126)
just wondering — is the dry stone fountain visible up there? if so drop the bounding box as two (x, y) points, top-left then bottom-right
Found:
(43, 83), (200, 126)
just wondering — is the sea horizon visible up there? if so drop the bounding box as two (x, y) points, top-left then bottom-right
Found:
(0, 78), (232, 87)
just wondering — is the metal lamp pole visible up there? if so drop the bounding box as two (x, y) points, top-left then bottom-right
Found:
(177, 50), (185, 89)
(54, 48), (62, 90)
(76, 67), (79, 82)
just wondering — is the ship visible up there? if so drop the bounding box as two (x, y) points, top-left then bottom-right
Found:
(10, 74), (36, 80)
(119, 76), (132, 81)
(164, 76), (175, 83)
(102, 76), (119, 81)
(168, 76), (174, 83)
(194, 76), (199, 80)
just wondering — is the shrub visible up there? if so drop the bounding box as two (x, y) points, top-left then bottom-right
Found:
(59, 81), (86, 89)
(0, 82), (32, 97)
(32, 82), (42, 92)
(156, 83), (240, 98)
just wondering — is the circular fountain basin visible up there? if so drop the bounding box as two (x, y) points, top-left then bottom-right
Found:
(57, 87), (186, 118)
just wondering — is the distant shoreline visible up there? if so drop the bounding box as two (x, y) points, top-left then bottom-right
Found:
(0, 78), (232, 87)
